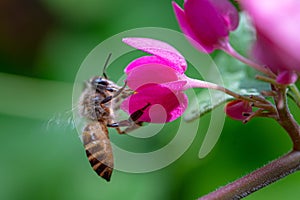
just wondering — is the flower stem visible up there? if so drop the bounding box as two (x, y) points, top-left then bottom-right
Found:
(220, 42), (272, 76)
(255, 75), (278, 86)
(199, 151), (300, 200)
(184, 76), (257, 103)
(288, 84), (300, 108)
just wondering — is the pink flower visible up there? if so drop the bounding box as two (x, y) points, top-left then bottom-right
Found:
(172, 0), (239, 53)
(121, 38), (214, 123)
(242, 0), (300, 84)
(225, 100), (252, 121)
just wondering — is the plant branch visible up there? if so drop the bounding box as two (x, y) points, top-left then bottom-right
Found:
(184, 76), (277, 115)
(274, 86), (300, 151)
(199, 151), (300, 200)
(255, 75), (278, 86)
(198, 84), (300, 199)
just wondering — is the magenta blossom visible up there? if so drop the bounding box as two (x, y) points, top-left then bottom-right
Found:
(121, 37), (214, 123)
(225, 100), (252, 121)
(172, 0), (239, 53)
(242, 0), (300, 84)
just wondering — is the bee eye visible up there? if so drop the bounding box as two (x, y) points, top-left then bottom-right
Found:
(92, 77), (108, 86)
(97, 80), (109, 85)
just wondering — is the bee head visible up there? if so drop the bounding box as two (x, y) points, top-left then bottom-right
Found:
(87, 53), (113, 92)
(89, 76), (109, 92)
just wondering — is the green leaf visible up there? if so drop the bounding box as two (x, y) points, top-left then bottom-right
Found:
(184, 13), (270, 122)
(184, 89), (230, 122)
(230, 12), (256, 57)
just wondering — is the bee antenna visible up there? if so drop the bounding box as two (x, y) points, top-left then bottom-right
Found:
(102, 53), (112, 79)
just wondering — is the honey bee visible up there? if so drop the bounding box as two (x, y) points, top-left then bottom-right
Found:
(78, 53), (150, 181)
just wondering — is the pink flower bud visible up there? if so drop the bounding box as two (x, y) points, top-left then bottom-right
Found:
(172, 0), (239, 53)
(242, 0), (300, 84)
(225, 100), (252, 121)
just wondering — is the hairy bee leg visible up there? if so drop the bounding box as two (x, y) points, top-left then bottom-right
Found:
(121, 121), (143, 134)
(107, 103), (150, 134)
(112, 81), (127, 97)
(101, 81), (128, 104)
(108, 103), (150, 126)
(108, 120), (131, 127)
(129, 103), (151, 121)
(114, 127), (123, 134)
(111, 121), (143, 134)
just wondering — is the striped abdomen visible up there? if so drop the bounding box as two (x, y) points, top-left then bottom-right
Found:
(82, 122), (113, 181)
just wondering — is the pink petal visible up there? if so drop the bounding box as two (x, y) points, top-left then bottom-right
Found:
(126, 63), (180, 90)
(242, 0), (300, 72)
(122, 37), (187, 73)
(225, 100), (252, 121)
(251, 32), (284, 73)
(276, 71), (298, 85)
(124, 55), (184, 75)
(121, 83), (188, 123)
(161, 80), (187, 91)
(172, 2), (213, 53)
(184, 0), (229, 48)
(210, 0), (239, 30)
(251, 25), (298, 84)
(252, 31), (298, 84)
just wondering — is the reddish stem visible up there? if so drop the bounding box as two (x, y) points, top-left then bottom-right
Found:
(199, 151), (300, 200)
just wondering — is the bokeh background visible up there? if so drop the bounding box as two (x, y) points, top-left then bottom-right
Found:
(1, 0), (300, 199)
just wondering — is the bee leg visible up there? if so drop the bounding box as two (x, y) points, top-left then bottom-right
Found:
(128, 103), (150, 121)
(107, 103), (150, 134)
(112, 81), (127, 97)
(107, 119), (132, 128)
(110, 121), (143, 134)
(109, 103), (150, 126)
(101, 96), (113, 104)
(114, 127), (123, 134)
(101, 81), (127, 104)
(121, 121), (143, 134)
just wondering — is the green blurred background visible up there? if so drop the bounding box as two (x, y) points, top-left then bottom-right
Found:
(0, 0), (299, 199)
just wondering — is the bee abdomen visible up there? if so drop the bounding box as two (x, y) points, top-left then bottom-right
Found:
(82, 122), (114, 182)
(85, 149), (113, 181)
